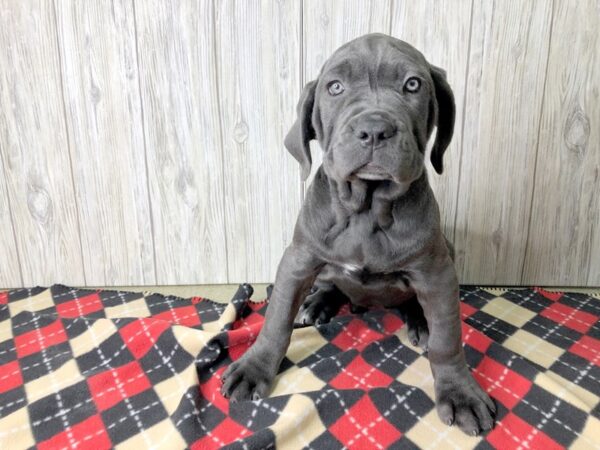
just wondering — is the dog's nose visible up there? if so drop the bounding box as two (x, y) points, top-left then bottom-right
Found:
(354, 117), (397, 147)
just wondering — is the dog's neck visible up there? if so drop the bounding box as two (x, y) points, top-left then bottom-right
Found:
(328, 172), (428, 229)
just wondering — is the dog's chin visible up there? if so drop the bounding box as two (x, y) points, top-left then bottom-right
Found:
(352, 163), (393, 181)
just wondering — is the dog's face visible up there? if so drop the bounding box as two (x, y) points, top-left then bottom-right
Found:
(285, 33), (455, 190)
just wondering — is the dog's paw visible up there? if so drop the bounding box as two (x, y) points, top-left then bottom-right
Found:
(295, 291), (341, 326)
(407, 319), (429, 350)
(221, 354), (274, 403)
(435, 375), (496, 436)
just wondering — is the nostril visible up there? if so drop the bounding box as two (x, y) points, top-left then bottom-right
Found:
(358, 131), (369, 141)
(383, 126), (397, 140)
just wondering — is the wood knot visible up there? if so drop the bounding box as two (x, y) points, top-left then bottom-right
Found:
(27, 185), (52, 224)
(233, 120), (249, 144)
(563, 106), (590, 156)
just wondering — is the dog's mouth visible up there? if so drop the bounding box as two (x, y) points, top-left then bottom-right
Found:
(353, 163), (392, 181)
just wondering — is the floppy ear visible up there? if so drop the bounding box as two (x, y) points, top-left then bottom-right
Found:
(284, 80), (317, 181)
(429, 65), (456, 174)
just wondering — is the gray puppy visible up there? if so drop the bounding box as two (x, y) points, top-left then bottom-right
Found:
(222, 33), (496, 436)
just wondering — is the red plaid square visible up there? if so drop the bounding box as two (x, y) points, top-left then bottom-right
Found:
(329, 355), (393, 390)
(227, 324), (262, 361)
(0, 291), (7, 305)
(191, 417), (250, 450)
(462, 323), (492, 353)
(330, 395), (401, 449)
(474, 356), (532, 409)
(37, 415), (111, 450)
(0, 360), (23, 394)
(14, 319), (67, 358)
(332, 319), (384, 351)
(88, 361), (152, 411)
(119, 318), (171, 359)
(154, 305), (200, 327)
(487, 412), (562, 449)
(382, 312), (404, 334)
(535, 288), (563, 302)
(541, 302), (597, 333)
(201, 367), (229, 413)
(570, 336), (600, 366)
(460, 301), (478, 319)
(56, 293), (103, 318)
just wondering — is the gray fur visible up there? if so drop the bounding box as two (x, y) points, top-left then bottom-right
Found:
(222, 34), (495, 435)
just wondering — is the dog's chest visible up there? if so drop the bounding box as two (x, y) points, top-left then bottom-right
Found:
(329, 214), (399, 270)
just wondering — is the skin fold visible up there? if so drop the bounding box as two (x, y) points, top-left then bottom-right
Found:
(221, 33), (496, 436)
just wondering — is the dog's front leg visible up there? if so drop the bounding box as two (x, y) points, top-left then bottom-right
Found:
(411, 254), (496, 436)
(221, 244), (321, 402)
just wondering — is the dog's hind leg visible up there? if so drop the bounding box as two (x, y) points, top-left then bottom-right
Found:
(294, 279), (348, 326)
(397, 296), (430, 350)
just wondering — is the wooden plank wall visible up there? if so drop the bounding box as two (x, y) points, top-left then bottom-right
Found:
(0, 0), (598, 287)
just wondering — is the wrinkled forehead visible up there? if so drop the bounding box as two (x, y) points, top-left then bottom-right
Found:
(321, 35), (430, 81)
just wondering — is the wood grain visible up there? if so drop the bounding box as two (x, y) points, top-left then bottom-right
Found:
(390, 0), (473, 245)
(134, 0), (228, 284)
(215, 0), (303, 282)
(0, 0), (85, 286)
(301, 0), (392, 190)
(55, 0), (156, 285)
(454, 0), (553, 284)
(0, 0), (598, 287)
(0, 155), (21, 287)
(523, 0), (600, 285)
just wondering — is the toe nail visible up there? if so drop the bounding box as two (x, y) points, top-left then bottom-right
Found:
(447, 419), (453, 426)
(411, 340), (418, 346)
(471, 430), (478, 436)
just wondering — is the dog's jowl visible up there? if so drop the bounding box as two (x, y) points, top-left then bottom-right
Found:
(221, 33), (496, 436)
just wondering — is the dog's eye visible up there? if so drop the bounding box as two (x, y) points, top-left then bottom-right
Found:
(404, 77), (421, 93)
(327, 81), (345, 96)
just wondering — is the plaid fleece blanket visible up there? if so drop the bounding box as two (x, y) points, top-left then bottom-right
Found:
(0, 285), (598, 449)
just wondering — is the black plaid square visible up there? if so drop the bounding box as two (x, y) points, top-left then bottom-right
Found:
(307, 430), (345, 450)
(100, 388), (168, 445)
(28, 380), (97, 442)
(522, 314), (583, 348)
(311, 349), (358, 383)
(9, 287), (46, 302)
(465, 310), (519, 344)
(388, 436), (421, 450)
(51, 285), (88, 305)
(0, 385), (27, 417)
(549, 351), (600, 395)
(75, 333), (135, 375)
(139, 329), (194, 384)
(486, 343), (541, 380)
(145, 294), (191, 315)
(362, 335), (420, 378)
(503, 289), (553, 313)
(222, 429), (277, 450)
(512, 383), (587, 447)
(297, 342), (344, 368)
(229, 396), (289, 431)
(172, 386), (225, 445)
(63, 317), (95, 341)
(197, 300), (226, 324)
(371, 383), (434, 430)
(99, 289), (145, 308)
(460, 287), (496, 309)
(19, 341), (73, 383)
(0, 336), (16, 362)
(560, 292), (600, 316)
(308, 388), (364, 427)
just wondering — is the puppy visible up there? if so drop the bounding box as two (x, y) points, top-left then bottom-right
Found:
(222, 33), (495, 436)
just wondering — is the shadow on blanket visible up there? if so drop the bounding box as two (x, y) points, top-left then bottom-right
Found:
(0, 284), (598, 449)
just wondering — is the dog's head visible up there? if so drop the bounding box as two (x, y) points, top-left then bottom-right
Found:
(285, 33), (455, 190)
